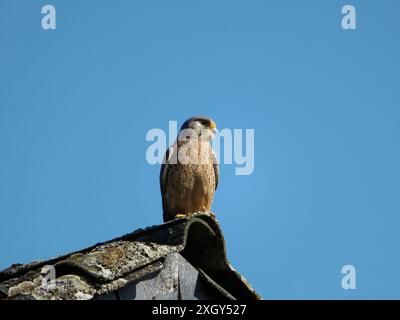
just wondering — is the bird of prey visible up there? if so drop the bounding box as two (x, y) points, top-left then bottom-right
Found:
(160, 116), (219, 222)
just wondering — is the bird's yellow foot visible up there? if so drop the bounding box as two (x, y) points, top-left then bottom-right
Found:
(175, 214), (187, 219)
(207, 212), (216, 219)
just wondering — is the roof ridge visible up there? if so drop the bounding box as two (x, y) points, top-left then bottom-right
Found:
(0, 213), (261, 300)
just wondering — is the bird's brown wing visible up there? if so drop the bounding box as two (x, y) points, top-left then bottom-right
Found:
(212, 150), (219, 190)
(160, 146), (173, 222)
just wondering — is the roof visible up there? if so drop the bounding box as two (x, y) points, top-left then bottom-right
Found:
(0, 214), (261, 300)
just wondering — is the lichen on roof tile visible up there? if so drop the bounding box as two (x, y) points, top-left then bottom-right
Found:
(32, 275), (95, 300)
(6, 272), (95, 300)
(57, 240), (181, 282)
(0, 214), (262, 300)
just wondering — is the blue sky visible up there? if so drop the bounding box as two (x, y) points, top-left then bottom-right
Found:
(0, 1), (399, 299)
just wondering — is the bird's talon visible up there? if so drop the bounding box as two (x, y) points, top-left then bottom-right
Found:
(207, 212), (216, 219)
(175, 214), (187, 219)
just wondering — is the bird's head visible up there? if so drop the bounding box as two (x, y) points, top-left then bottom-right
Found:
(179, 116), (218, 141)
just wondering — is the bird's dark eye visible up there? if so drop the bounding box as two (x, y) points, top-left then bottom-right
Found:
(200, 120), (208, 126)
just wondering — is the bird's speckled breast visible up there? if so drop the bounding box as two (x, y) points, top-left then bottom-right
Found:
(164, 138), (216, 219)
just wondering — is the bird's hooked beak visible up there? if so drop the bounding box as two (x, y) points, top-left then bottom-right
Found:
(210, 121), (218, 137)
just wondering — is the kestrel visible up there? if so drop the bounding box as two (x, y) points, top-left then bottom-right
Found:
(160, 116), (219, 222)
